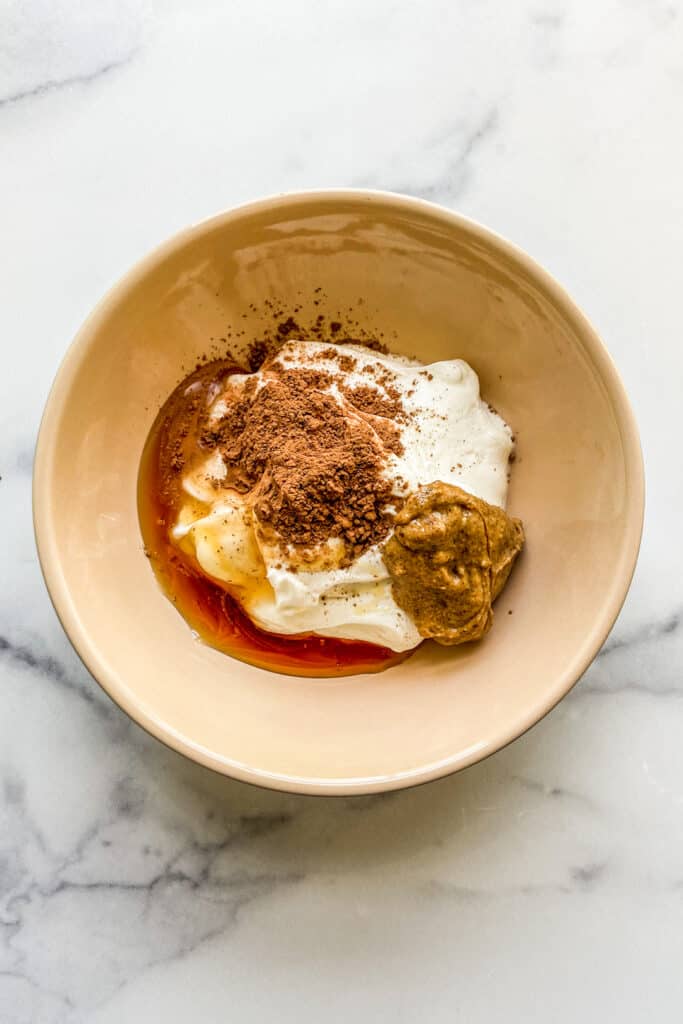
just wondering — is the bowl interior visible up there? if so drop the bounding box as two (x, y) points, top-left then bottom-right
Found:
(34, 193), (642, 793)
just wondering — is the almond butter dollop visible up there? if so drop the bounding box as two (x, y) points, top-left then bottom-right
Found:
(383, 482), (524, 645)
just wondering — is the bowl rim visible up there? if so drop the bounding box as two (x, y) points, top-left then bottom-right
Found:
(32, 188), (645, 796)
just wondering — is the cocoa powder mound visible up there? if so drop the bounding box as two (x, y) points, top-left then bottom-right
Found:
(200, 366), (399, 556)
(342, 384), (405, 422)
(269, 348), (406, 454)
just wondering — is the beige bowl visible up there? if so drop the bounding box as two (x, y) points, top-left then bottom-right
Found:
(33, 191), (643, 794)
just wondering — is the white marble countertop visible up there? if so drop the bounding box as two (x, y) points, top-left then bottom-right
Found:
(2, 1), (681, 1020)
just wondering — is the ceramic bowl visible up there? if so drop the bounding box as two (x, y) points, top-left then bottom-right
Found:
(33, 191), (644, 794)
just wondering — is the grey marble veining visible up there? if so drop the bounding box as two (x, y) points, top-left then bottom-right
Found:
(2, 1), (682, 1020)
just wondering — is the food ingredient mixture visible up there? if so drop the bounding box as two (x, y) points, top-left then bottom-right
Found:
(150, 339), (521, 655)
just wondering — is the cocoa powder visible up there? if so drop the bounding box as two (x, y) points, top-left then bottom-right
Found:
(233, 315), (389, 375)
(342, 384), (404, 423)
(200, 362), (402, 557)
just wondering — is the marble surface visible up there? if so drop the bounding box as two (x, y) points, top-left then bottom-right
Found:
(1, 0), (682, 1020)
